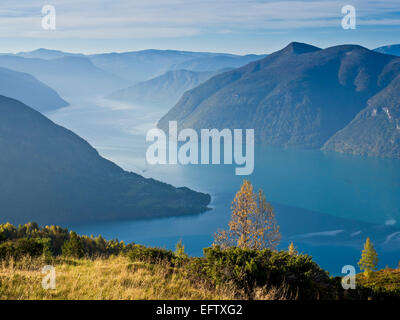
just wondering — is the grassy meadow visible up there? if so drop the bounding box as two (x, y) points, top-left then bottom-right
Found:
(0, 255), (288, 300)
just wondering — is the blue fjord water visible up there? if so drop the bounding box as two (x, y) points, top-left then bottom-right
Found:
(47, 97), (400, 275)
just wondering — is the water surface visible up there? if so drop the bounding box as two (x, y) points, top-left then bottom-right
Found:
(47, 97), (400, 274)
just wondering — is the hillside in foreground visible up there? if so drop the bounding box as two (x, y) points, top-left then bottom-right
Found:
(0, 256), (234, 300)
(1, 222), (399, 300)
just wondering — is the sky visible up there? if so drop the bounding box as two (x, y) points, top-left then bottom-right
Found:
(0, 0), (399, 54)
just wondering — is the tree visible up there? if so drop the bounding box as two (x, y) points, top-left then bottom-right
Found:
(62, 231), (85, 258)
(288, 242), (298, 255)
(175, 240), (186, 259)
(213, 180), (281, 250)
(358, 237), (378, 277)
(173, 240), (188, 265)
(254, 190), (281, 250)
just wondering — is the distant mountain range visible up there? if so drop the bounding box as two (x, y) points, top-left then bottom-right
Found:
(0, 95), (210, 225)
(0, 55), (128, 98)
(107, 69), (229, 107)
(0, 48), (265, 101)
(15, 48), (85, 60)
(1, 44), (399, 159)
(0, 67), (68, 112)
(374, 44), (400, 57)
(89, 50), (265, 83)
(170, 54), (264, 73)
(2, 48), (264, 82)
(158, 42), (400, 158)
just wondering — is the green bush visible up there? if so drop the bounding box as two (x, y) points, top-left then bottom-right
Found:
(200, 246), (335, 299)
(0, 223), (126, 258)
(0, 237), (52, 260)
(62, 232), (85, 258)
(126, 244), (175, 263)
(172, 240), (189, 266)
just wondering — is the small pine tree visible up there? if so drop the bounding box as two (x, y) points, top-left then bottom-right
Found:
(358, 237), (378, 277)
(175, 240), (186, 258)
(174, 240), (188, 265)
(62, 231), (85, 258)
(288, 242), (298, 255)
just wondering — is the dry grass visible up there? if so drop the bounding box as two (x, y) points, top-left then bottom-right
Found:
(0, 255), (239, 300)
(253, 283), (292, 300)
(0, 255), (290, 300)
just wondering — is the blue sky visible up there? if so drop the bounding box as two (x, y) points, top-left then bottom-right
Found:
(0, 0), (399, 54)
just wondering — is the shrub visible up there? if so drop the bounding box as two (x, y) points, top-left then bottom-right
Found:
(126, 244), (175, 263)
(0, 223), (17, 242)
(0, 238), (52, 260)
(201, 246), (335, 299)
(172, 240), (189, 266)
(62, 232), (85, 258)
(0, 223), (127, 258)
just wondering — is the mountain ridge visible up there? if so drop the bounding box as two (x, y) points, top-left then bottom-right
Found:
(158, 42), (400, 156)
(323, 73), (400, 157)
(0, 55), (127, 98)
(16, 48), (85, 60)
(0, 95), (210, 225)
(0, 66), (68, 112)
(374, 44), (400, 57)
(107, 69), (225, 107)
(1, 48), (265, 85)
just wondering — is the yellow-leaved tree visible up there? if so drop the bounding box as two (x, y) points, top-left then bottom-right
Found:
(213, 180), (281, 250)
(358, 237), (378, 277)
(288, 242), (298, 255)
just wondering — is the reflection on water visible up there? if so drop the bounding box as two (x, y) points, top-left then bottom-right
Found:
(46, 97), (400, 274)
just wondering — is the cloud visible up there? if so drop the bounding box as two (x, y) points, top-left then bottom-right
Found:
(0, 0), (398, 39)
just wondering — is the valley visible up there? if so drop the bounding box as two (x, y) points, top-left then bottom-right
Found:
(47, 95), (400, 275)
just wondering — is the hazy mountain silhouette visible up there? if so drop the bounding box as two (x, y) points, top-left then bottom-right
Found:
(0, 95), (210, 225)
(0, 55), (127, 98)
(0, 67), (68, 112)
(15, 48), (85, 60)
(170, 54), (265, 72)
(2, 48), (264, 91)
(89, 49), (264, 83)
(107, 69), (227, 107)
(158, 42), (400, 155)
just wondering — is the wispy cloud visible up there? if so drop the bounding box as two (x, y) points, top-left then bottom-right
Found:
(0, 0), (398, 39)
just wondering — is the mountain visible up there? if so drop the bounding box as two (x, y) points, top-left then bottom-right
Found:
(323, 74), (400, 157)
(89, 50), (264, 83)
(158, 42), (400, 151)
(171, 54), (266, 72)
(0, 55), (128, 98)
(0, 67), (68, 112)
(1, 48), (264, 87)
(374, 44), (400, 57)
(15, 48), (85, 60)
(0, 95), (210, 225)
(107, 69), (225, 107)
